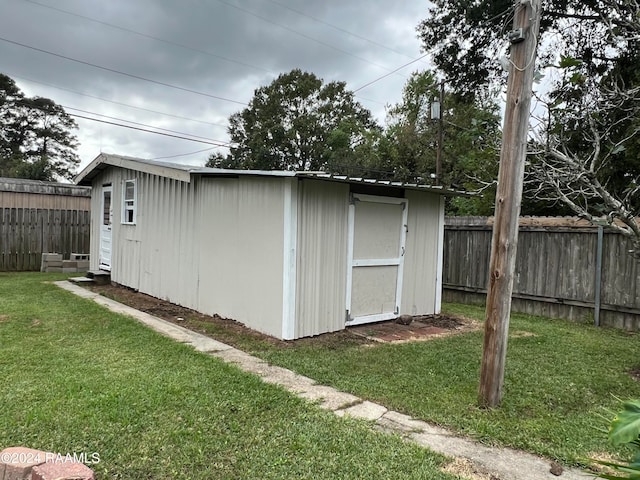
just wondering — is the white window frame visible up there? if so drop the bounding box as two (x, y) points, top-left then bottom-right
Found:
(122, 179), (137, 225)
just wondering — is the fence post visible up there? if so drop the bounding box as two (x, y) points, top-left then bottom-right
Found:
(594, 225), (603, 327)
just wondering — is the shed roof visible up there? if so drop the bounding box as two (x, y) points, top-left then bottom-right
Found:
(75, 153), (470, 197)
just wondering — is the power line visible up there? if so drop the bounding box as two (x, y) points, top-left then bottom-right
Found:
(9, 73), (229, 128)
(0, 36), (248, 106)
(62, 106), (232, 145)
(215, 0), (405, 76)
(20, 0), (274, 75)
(150, 147), (218, 160)
(263, 0), (423, 62)
(69, 113), (230, 147)
(353, 53), (430, 93)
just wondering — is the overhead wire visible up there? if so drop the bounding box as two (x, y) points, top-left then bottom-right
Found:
(0, 36), (248, 106)
(20, 0), (273, 75)
(263, 0), (423, 62)
(150, 147), (218, 160)
(214, 0), (405, 76)
(69, 114), (231, 147)
(9, 73), (229, 128)
(353, 54), (430, 93)
(62, 106), (231, 145)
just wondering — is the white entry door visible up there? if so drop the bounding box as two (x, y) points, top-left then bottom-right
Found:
(346, 194), (408, 326)
(99, 185), (113, 271)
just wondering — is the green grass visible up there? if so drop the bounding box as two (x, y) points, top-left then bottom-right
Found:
(246, 303), (640, 466)
(0, 273), (456, 480)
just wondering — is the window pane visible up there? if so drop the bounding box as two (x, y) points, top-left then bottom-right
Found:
(125, 181), (135, 200)
(103, 191), (111, 225)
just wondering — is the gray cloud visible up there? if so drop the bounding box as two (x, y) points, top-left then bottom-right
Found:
(0, 0), (432, 171)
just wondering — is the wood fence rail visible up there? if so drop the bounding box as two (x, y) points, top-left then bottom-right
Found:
(443, 217), (639, 330)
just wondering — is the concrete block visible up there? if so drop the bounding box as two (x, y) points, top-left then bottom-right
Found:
(70, 253), (89, 261)
(42, 253), (63, 261)
(76, 261), (90, 269)
(44, 261), (63, 268)
(45, 267), (63, 273)
(32, 459), (95, 480)
(62, 268), (79, 273)
(0, 446), (48, 480)
(62, 261), (78, 268)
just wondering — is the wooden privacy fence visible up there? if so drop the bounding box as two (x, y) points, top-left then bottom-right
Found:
(0, 178), (91, 271)
(443, 217), (640, 330)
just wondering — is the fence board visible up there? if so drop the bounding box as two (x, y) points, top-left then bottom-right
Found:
(443, 217), (640, 330)
(0, 206), (90, 271)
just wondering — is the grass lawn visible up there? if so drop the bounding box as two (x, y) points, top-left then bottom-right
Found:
(243, 303), (640, 466)
(0, 273), (457, 480)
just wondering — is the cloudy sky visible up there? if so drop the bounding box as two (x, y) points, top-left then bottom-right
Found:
(0, 0), (433, 173)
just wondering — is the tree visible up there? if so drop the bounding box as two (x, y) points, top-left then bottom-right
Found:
(418, 0), (640, 250)
(381, 71), (502, 214)
(207, 69), (380, 173)
(417, 0), (637, 98)
(0, 73), (80, 181)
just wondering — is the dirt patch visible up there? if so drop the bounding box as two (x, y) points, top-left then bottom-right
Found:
(85, 282), (475, 347)
(349, 314), (478, 343)
(86, 283), (373, 349)
(629, 367), (640, 382)
(87, 283), (290, 348)
(0, 314), (9, 323)
(441, 458), (500, 480)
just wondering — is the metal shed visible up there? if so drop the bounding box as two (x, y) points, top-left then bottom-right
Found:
(76, 153), (466, 340)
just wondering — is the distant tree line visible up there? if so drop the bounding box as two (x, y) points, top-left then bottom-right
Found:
(0, 73), (79, 181)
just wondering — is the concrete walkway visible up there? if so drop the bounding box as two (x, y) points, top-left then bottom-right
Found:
(55, 281), (591, 480)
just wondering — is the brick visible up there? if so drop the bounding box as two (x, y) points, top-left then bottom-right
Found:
(0, 446), (48, 480)
(32, 459), (95, 480)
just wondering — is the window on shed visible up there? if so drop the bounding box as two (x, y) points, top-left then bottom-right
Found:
(122, 179), (137, 224)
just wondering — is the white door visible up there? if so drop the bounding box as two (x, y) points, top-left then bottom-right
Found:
(346, 194), (408, 326)
(99, 185), (113, 271)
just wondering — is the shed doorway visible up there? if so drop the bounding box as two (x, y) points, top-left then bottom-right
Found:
(346, 194), (408, 326)
(99, 185), (113, 271)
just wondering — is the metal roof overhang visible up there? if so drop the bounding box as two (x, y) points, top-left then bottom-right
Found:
(75, 154), (472, 197)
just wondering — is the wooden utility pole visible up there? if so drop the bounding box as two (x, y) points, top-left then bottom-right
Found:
(435, 80), (444, 185)
(478, 0), (541, 408)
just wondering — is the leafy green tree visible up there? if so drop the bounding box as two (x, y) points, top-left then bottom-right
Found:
(418, 1), (640, 248)
(381, 70), (502, 215)
(0, 73), (79, 181)
(416, 0), (637, 98)
(207, 69), (380, 173)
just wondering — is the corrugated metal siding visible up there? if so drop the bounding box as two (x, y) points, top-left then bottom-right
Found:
(295, 179), (349, 338)
(401, 191), (442, 315)
(196, 176), (285, 338)
(128, 172), (200, 309)
(89, 168), (200, 310)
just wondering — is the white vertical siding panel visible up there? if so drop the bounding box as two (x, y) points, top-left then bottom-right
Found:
(401, 191), (442, 315)
(99, 168), (199, 311)
(197, 177), (285, 338)
(295, 180), (349, 338)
